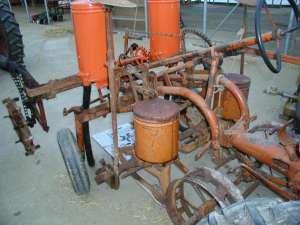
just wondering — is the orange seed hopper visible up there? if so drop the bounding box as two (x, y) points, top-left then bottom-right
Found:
(71, 1), (108, 88)
(148, 0), (181, 61)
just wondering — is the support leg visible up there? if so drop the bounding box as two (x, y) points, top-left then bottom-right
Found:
(82, 86), (95, 167)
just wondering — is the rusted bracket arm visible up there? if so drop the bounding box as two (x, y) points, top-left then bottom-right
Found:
(26, 75), (82, 99)
(241, 164), (299, 200)
(64, 102), (110, 123)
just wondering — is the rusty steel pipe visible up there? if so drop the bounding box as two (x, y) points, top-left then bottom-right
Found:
(230, 132), (296, 177)
(205, 57), (219, 106)
(241, 164), (299, 200)
(118, 56), (145, 66)
(157, 62), (188, 77)
(231, 132), (300, 196)
(145, 33), (275, 80)
(148, 32), (274, 69)
(106, 10), (120, 167)
(245, 47), (300, 66)
(157, 86), (220, 149)
(218, 76), (250, 125)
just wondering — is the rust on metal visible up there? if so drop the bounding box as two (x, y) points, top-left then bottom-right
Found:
(3, 98), (40, 155)
(218, 76), (250, 124)
(133, 97), (179, 122)
(205, 55), (220, 106)
(26, 75), (82, 99)
(241, 163), (299, 200)
(166, 167), (243, 225)
(75, 114), (84, 154)
(223, 120), (300, 199)
(118, 47), (150, 66)
(106, 9), (120, 185)
(218, 73), (251, 121)
(278, 122), (299, 161)
(3, 4), (300, 223)
(147, 32), (274, 69)
(157, 86), (220, 149)
(133, 98), (180, 163)
(94, 146), (188, 204)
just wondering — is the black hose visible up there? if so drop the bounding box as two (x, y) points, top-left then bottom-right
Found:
(82, 85), (95, 167)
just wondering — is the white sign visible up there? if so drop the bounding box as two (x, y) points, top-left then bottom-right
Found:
(93, 123), (135, 160)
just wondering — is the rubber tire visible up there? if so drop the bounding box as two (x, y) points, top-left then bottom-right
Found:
(57, 128), (90, 195)
(198, 198), (300, 225)
(0, 0), (24, 70)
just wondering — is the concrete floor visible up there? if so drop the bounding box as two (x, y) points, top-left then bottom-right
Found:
(0, 4), (300, 225)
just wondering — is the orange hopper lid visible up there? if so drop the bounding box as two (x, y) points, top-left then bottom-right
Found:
(71, 1), (105, 10)
(91, 0), (136, 7)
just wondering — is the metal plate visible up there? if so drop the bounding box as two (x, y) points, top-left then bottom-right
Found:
(133, 98), (180, 122)
(92, 0), (137, 8)
(237, 0), (257, 6)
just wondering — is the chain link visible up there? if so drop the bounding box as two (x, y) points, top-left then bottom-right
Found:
(128, 30), (182, 38)
(11, 71), (34, 125)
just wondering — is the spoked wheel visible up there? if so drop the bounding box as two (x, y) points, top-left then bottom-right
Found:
(57, 128), (90, 195)
(255, 0), (300, 73)
(166, 167), (243, 225)
(0, 0), (24, 70)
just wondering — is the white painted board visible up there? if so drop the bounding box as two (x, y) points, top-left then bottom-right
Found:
(93, 123), (135, 160)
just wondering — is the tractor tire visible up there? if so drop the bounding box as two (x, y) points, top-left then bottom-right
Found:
(198, 198), (300, 225)
(0, 0), (24, 70)
(57, 128), (90, 195)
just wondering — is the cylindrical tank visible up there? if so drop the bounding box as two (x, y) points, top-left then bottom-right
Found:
(219, 73), (251, 121)
(133, 98), (179, 163)
(71, 1), (108, 88)
(148, 0), (180, 61)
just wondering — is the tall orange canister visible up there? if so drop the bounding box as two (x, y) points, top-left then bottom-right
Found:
(148, 0), (180, 61)
(71, 1), (108, 88)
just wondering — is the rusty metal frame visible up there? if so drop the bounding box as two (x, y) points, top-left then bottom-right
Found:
(3, 5), (300, 224)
